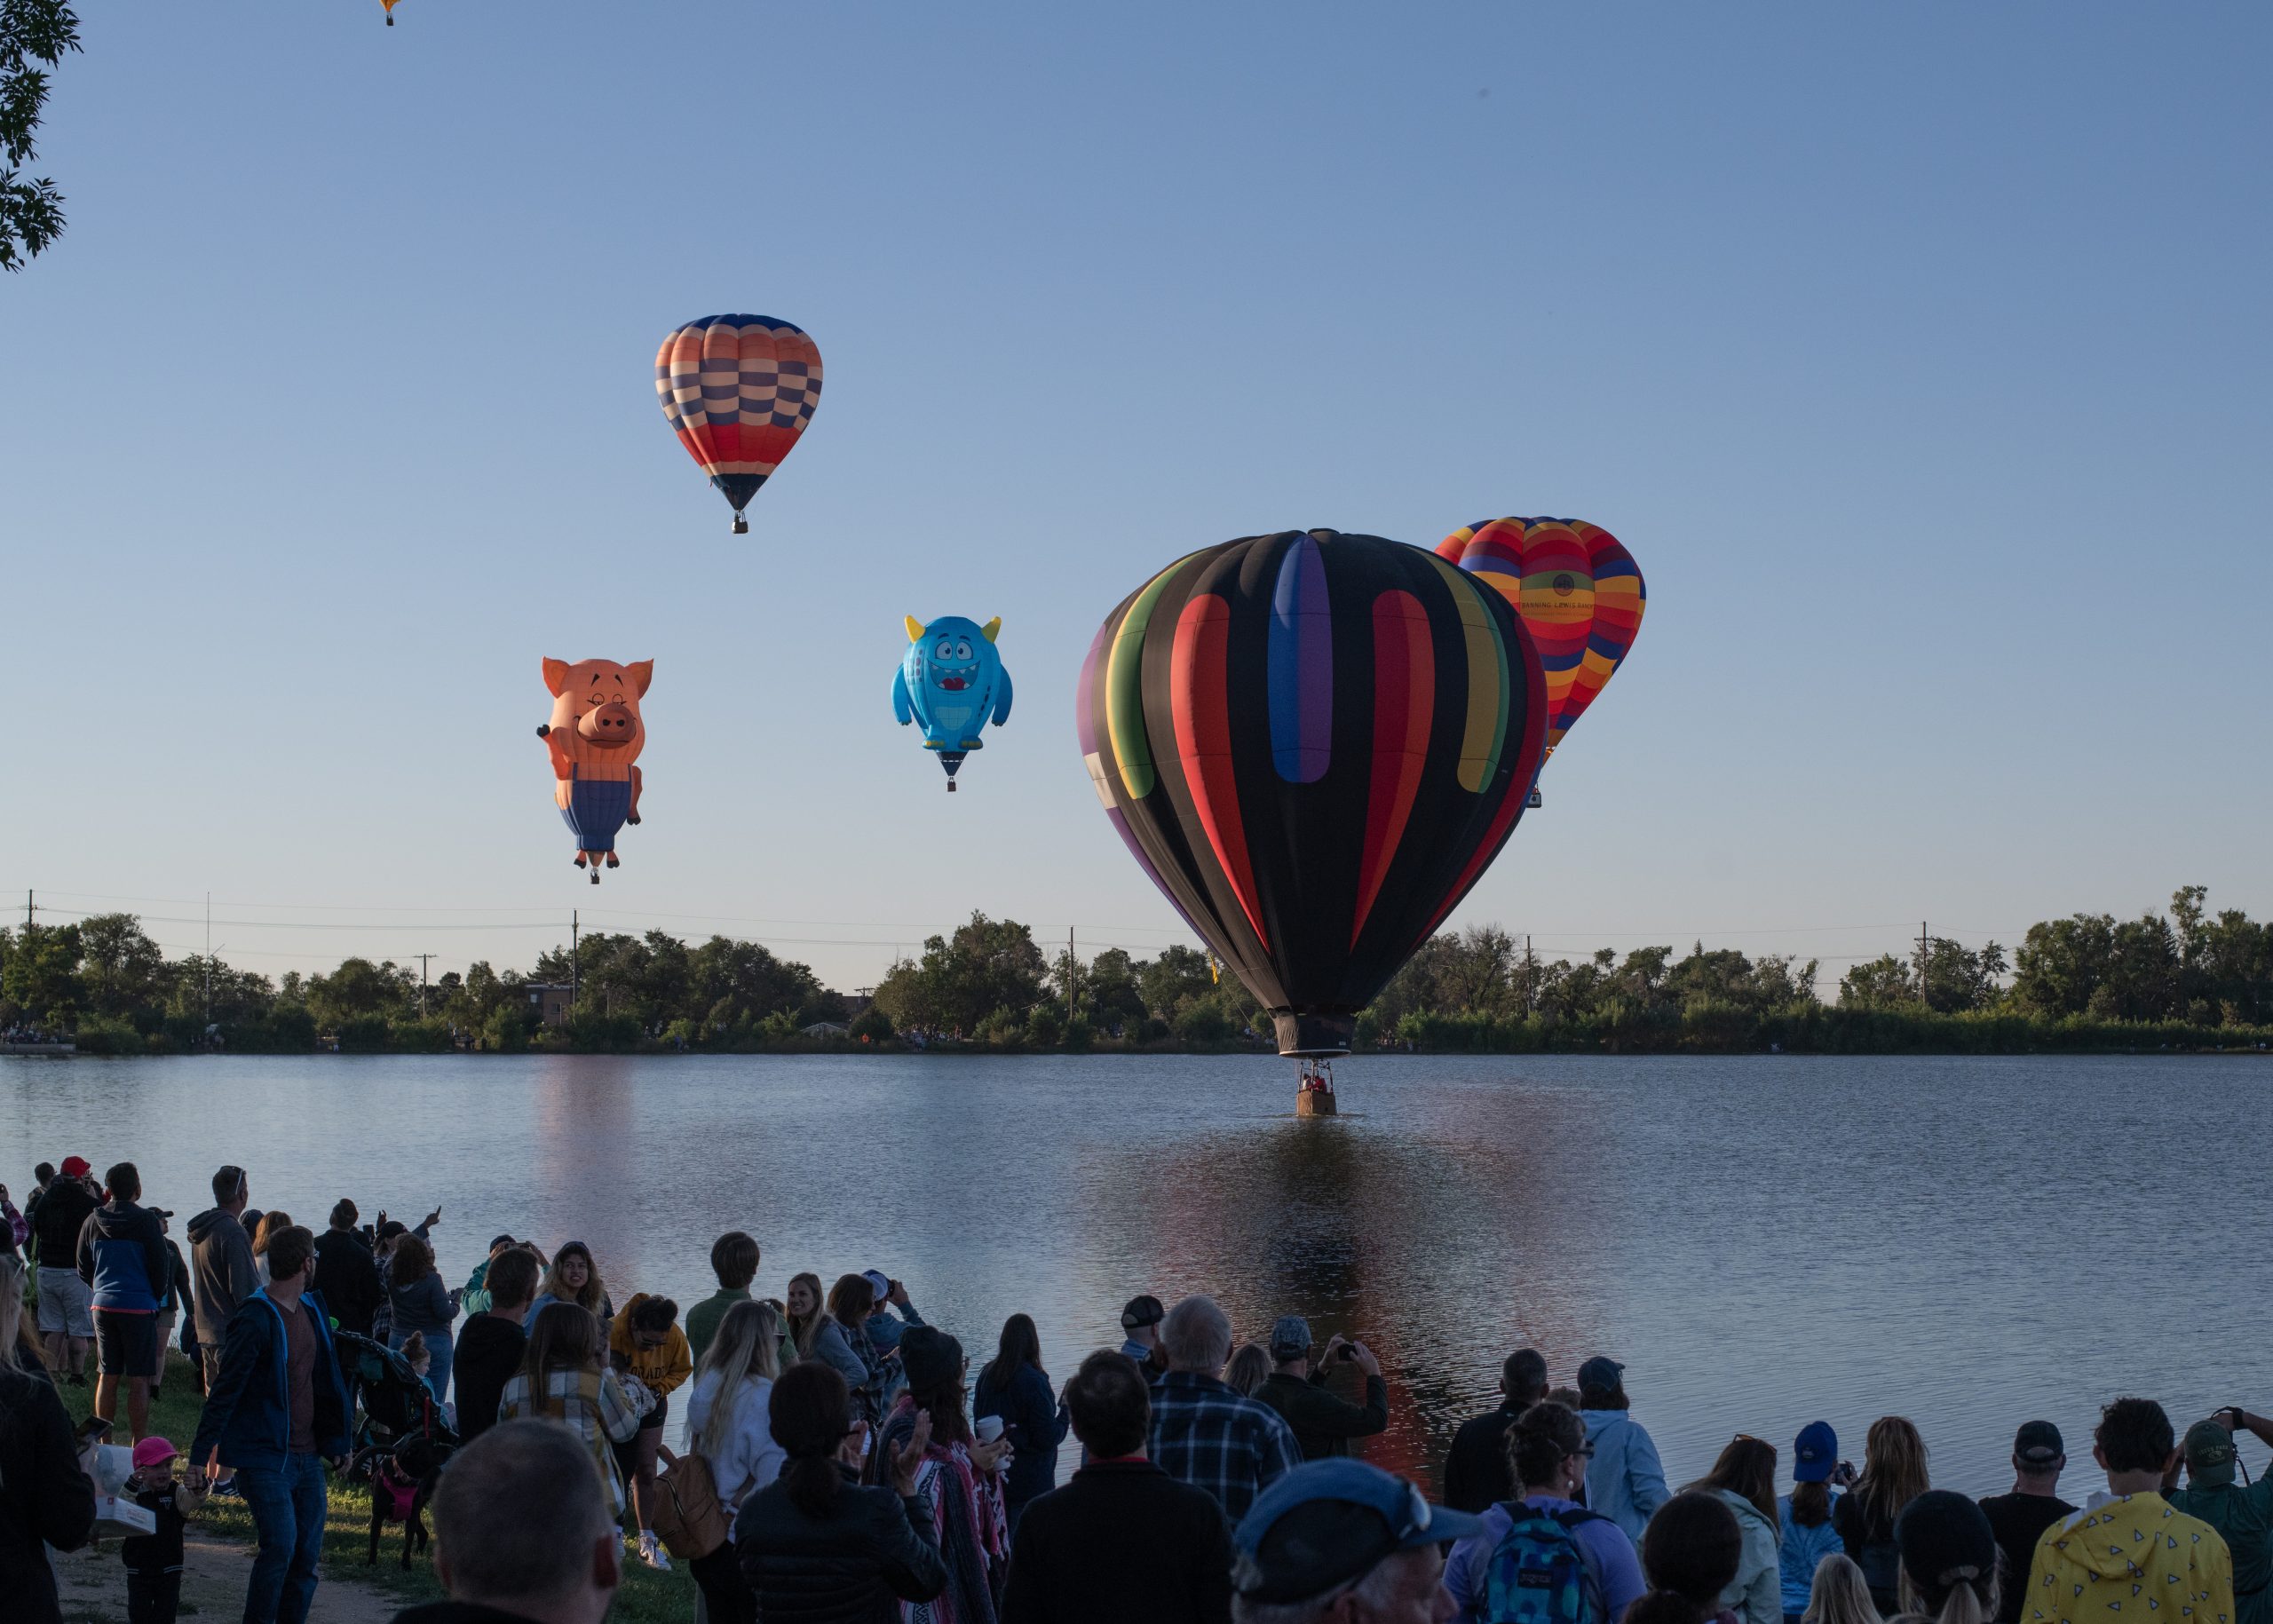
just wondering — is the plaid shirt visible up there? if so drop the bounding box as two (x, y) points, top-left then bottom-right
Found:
(496, 1366), (641, 1511)
(1150, 1370), (1303, 1521)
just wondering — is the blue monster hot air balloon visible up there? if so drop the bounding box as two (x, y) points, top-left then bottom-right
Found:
(893, 614), (1013, 790)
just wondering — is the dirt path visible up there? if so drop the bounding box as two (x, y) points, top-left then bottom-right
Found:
(53, 1529), (404, 1624)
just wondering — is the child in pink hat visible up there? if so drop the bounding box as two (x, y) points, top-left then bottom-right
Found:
(123, 1435), (204, 1624)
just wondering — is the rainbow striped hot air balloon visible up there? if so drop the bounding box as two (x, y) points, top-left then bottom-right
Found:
(654, 315), (823, 534)
(1435, 518), (1645, 781)
(1079, 530), (1548, 1062)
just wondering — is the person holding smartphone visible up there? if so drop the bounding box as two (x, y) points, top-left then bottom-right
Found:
(1251, 1316), (1389, 1462)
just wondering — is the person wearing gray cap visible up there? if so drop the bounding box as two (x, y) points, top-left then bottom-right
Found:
(2170, 1409), (2273, 1624)
(1231, 1457), (1482, 1622)
(1252, 1316), (1389, 1464)
(1977, 1422), (2074, 1624)
(1577, 1355), (1670, 1543)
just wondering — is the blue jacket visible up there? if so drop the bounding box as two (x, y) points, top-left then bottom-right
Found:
(189, 1288), (351, 1472)
(1581, 1409), (1670, 1543)
(974, 1359), (1068, 1507)
(1778, 1493), (1845, 1615)
(75, 1200), (170, 1314)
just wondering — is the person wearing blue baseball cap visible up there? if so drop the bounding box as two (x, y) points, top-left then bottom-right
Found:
(1232, 1457), (1483, 1622)
(1778, 1422), (1852, 1624)
(1577, 1355), (1670, 1543)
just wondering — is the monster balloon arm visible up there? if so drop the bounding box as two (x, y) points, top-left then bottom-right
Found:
(538, 725), (575, 780)
(991, 667), (1013, 727)
(891, 667), (915, 726)
(627, 764), (644, 825)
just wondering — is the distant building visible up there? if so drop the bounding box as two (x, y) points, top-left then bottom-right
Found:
(525, 983), (575, 1027)
(802, 1019), (850, 1039)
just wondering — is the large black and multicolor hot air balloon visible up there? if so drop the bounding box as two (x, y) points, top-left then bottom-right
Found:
(654, 315), (823, 534)
(1078, 530), (1548, 1076)
(1435, 518), (1644, 787)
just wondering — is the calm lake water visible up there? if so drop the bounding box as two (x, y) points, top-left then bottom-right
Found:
(6, 1051), (2266, 1496)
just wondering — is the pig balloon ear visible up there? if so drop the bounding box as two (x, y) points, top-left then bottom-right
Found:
(542, 657), (571, 696)
(904, 615), (925, 644)
(979, 616), (1002, 644)
(626, 660), (654, 696)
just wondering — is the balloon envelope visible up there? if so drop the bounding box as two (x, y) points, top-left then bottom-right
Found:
(1079, 530), (1548, 1057)
(1435, 517), (1643, 755)
(654, 315), (822, 525)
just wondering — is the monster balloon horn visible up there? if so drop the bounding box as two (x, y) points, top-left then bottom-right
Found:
(893, 615), (1013, 791)
(537, 657), (652, 882)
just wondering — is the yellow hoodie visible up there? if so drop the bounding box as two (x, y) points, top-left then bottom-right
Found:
(607, 1292), (692, 1399)
(2027, 1493), (2235, 1624)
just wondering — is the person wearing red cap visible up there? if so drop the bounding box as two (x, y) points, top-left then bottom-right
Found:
(123, 1435), (206, 1624)
(28, 1154), (99, 1382)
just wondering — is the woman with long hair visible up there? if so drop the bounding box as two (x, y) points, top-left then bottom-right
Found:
(385, 1232), (459, 1406)
(1444, 1400), (1647, 1624)
(527, 1240), (613, 1327)
(1804, 1555), (1885, 1624)
(791, 1273), (880, 1413)
(1, 1256), (50, 1377)
(680, 1300), (785, 1623)
(497, 1301), (643, 1517)
(786, 1271), (825, 1356)
(1224, 1341), (1271, 1398)
(877, 1327), (1010, 1621)
(1634, 1490), (1749, 1624)
(1835, 1418), (1931, 1614)
(1689, 1436), (1785, 1624)
(735, 1360), (947, 1617)
(251, 1208), (293, 1288)
(1781, 1423), (1851, 1624)
(972, 1312), (1069, 1536)
(1888, 1492), (1999, 1624)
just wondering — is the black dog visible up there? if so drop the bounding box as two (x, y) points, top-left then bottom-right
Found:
(366, 1436), (449, 1568)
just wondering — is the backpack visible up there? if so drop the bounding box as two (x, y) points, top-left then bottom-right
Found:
(651, 1445), (731, 1560)
(1482, 1503), (1607, 1624)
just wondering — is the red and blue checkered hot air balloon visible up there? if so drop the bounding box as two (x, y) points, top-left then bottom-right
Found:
(1435, 517), (1645, 799)
(654, 315), (822, 534)
(1079, 530), (1549, 1068)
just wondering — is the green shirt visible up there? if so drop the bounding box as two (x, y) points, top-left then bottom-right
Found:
(685, 1287), (751, 1367)
(2171, 1477), (2273, 1624)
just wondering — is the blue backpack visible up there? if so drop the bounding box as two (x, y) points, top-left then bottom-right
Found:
(1481, 1503), (1606, 1624)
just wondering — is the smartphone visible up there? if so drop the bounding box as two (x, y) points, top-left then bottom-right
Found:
(1337, 1343), (1359, 1361)
(76, 1415), (114, 1445)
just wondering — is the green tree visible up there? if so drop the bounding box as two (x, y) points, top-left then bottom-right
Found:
(0, 0), (79, 271)
(1138, 945), (1216, 1021)
(305, 957), (415, 1029)
(2009, 914), (2114, 1016)
(75, 912), (170, 1019)
(0, 920), (81, 1026)
(1840, 954), (1918, 1010)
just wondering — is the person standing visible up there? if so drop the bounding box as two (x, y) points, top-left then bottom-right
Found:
(1443, 1400), (1648, 1624)
(875, 1324), (1013, 1617)
(1579, 1354), (1673, 1544)
(1834, 1418), (1931, 1615)
(151, 1210), (192, 1403)
(861, 1268), (928, 1356)
(385, 1233), (460, 1404)
(1120, 1295), (1166, 1376)
(29, 1153), (98, 1382)
(1780, 1422), (1851, 1624)
(187, 1225), (352, 1624)
(394, 1421), (622, 1624)
(1250, 1316), (1390, 1462)
(528, 1240), (613, 1328)
(1149, 1295), (1302, 1522)
(497, 1303), (643, 1520)
(121, 1435), (207, 1624)
(186, 1164), (257, 1394)
(2167, 1411), (2273, 1624)
(452, 1246), (540, 1446)
(0, 1260), (97, 1624)
(77, 1160), (171, 1442)
(1002, 1349), (1234, 1624)
(686, 1231), (760, 1367)
(975, 1311), (1071, 1534)
(1689, 1435), (1786, 1624)
(682, 1299), (789, 1624)
(1889, 1492), (2001, 1624)
(1637, 1492), (1749, 1624)
(608, 1293), (692, 1571)
(311, 1200), (384, 1339)
(2024, 1399), (2232, 1624)
(1976, 1422), (2073, 1624)
(1230, 1458), (1487, 1624)
(456, 1233), (519, 1318)
(1443, 1346), (1549, 1514)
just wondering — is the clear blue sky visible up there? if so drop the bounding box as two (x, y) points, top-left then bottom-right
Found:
(6, 2), (2268, 994)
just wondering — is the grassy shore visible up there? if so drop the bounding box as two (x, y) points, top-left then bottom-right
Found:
(59, 1351), (699, 1623)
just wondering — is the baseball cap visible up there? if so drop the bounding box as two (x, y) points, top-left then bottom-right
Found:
(1793, 1422), (1839, 1483)
(488, 1233), (517, 1252)
(59, 1155), (91, 1178)
(899, 1325), (962, 1391)
(1896, 1490), (1997, 1590)
(1234, 1460), (1486, 1604)
(1121, 1294), (1164, 1332)
(862, 1269), (892, 1303)
(2184, 1420), (2237, 1487)
(1269, 1316), (1313, 1361)
(131, 1436), (179, 1471)
(1577, 1355), (1626, 1392)
(2013, 1420), (2064, 1468)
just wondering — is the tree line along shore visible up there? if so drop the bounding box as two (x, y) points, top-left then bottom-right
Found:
(2, 887), (2268, 1058)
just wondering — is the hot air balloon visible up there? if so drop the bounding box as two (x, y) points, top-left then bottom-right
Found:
(1435, 518), (1644, 802)
(537, 657), (652, 883)
(892, 614), (1013, 791)
(381, 0), (400, 21)
(1079, 530), (1548, 1104)
(654, 315), (822, 534)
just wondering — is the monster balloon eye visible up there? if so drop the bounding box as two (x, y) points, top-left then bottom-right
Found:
(895, 615), (1014, 792)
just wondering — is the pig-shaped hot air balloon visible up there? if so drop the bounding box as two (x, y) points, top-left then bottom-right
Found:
(537, 657), (653, 881)
(891, 615), (1011, 791)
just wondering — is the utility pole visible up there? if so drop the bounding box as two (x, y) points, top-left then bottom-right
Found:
(571, 909), (580, 1010)
(204, 892), (212, 1026)
(1067, 926), (1076, 1026)
(416, 954), (433, 1016)
(23, 889), (33, 935)
(1916, 921), (1929, 996)
(1524, 933), (1536, 1013)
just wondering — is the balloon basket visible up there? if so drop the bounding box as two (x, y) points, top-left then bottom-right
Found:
(946, 780), (957, 792)
(1295, 1058), (1337, 1117)
(732, 513), (748, 535)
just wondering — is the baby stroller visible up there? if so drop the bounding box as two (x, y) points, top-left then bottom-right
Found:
(334, 1330), (460, 1567)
